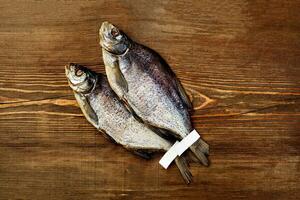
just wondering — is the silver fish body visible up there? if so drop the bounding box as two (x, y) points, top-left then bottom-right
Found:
(104, 44), (192, 138)
(66, 63), (171, 151)
(100, 22), (209, 166)
(85, 74), (172, 151)
(65, 63), (192, 183)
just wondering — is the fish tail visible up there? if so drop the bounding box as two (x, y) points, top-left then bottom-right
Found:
(190, 138), (210, 166)
(174, 156), (193, 184)
(195, 138), (209, 155)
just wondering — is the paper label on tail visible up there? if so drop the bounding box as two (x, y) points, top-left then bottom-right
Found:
(159, 130), (200, 169)
(175, 130), (200, 156)
(159, 141), (180, 169)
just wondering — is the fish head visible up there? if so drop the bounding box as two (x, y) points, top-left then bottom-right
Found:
(65, 63), (96, 94)
(99, 21), (130, 55)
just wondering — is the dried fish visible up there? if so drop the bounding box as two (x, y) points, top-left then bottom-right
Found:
(65, 63), (192, 184)
(99, 22), (209, 166)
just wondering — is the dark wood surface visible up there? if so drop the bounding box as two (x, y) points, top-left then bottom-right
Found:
(0, 1), (299, 199)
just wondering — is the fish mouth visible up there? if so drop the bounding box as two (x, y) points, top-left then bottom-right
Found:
(99, 21), (114, 51)
(65, 63), (89, 89)
(65, 63), (84, 81)
(65, 63), (76, 76)
(100, 21), (112, 35)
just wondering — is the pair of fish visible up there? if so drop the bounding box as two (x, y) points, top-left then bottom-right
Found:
(65, 22), (209, 184)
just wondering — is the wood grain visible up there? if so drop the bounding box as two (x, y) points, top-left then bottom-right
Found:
(0, 0), (299, 199)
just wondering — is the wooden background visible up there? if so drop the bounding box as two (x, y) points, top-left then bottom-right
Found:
(0, 0), (299, 199)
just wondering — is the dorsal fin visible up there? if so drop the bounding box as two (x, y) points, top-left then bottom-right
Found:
(74, 92), (98, 127)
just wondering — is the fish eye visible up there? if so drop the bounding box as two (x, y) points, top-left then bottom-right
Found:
(111, 28), (119, 37)
(75, 69), (84, 76)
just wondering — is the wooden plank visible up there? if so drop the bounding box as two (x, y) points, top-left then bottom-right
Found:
(0, 0), (299, 199)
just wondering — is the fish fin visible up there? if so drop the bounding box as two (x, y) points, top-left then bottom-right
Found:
(98, 128), (117, 144)
(190, 142), (210, 166)
(113, 64), (128, 93)
(74, 92), (99, 127)
(175, 79), (193, 110)
(147, 126), (179, 142)
(133, 150), (153, 160)
(185, 150), (199, 163)
(103, 49), (128, 93)
(195, 138), (209, 156)
(121, 97), (143, 122)
(175, 156), (193, 184)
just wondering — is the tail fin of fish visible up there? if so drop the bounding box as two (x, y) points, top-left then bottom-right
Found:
(190, 138), (210, 166)
(174, 156), (193, 184)
(195, 138), (209, 155)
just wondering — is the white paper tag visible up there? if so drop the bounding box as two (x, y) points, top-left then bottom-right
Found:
(175, 130), (200, 156)
(159, 130), (200, 169)
(159, 141), (179, 169)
